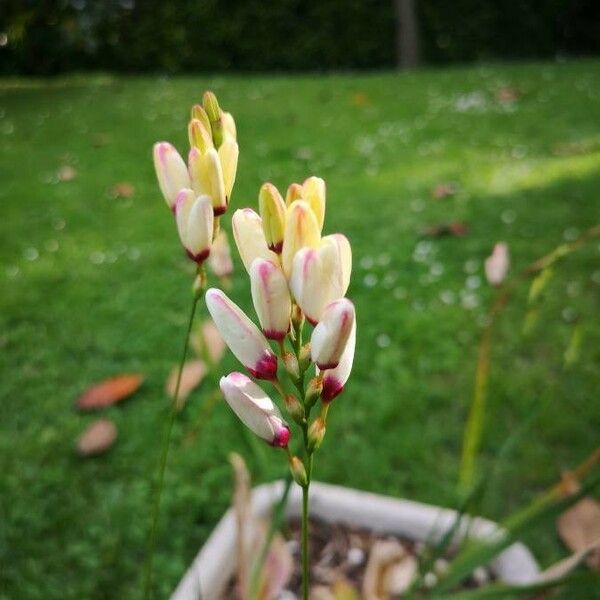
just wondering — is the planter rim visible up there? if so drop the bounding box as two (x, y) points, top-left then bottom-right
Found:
(172, 480), (540, 600)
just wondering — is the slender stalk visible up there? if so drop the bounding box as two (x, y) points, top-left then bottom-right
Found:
(301, 483), (310, 600)
(301, 452), (314, 600)
(142, 295), (199, 599)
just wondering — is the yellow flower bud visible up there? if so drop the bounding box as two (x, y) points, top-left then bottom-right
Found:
(259, 183), (286, 253)
(188, 118), (214, 153)
(221, 111), (237, 142)
(302, 176), (326, 231)
(191, 104), (212, 135)
(285, 183), (303, 206)
(281, 200), (321, 278)
(203, 90), (223, 147)
(218, 139), (239, 201)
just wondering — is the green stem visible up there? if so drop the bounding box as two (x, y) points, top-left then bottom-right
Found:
(142, 295), (199, 599)
(301, 453), (313, 600)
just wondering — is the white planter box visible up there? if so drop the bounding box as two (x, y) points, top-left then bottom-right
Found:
(172, 480), (540, 600)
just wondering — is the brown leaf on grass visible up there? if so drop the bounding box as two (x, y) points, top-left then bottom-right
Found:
(431, 182), (458, 199)
(76, 374), (144, 410)
(495, 86), (521, 103)
(191, 319), (226, 366)
(351, 92), (370, 107)
(91, 133), (111, 147)
(165, 360), (207, 410)
(76, 419), (117, 456)
(58, 165), (77, 182)
(109, 182), (135, 199)
(557, 471), (600, 569)
(422, 221), (469, 238)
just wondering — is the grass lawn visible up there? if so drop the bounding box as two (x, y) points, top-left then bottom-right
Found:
(1, 61), (599, 599)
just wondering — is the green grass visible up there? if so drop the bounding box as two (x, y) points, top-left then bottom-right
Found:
(1, 61), (599, 599)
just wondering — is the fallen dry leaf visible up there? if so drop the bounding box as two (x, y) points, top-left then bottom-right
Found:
(109, 182), (135, 199)
(431, 182), (458, 199)
(351, 92), (370, 107)
(91, 133), (111, 147)
(58, 165), (77, 182)
(166, 360), (206, 410)
(557, 471), (600, 569)
(76, 374), (144, 410)
(76, 419), (117, 456)
(495, 86), (521, 103)
(422, 221), (469, 238)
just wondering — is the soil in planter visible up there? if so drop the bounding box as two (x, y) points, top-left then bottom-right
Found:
(223, 517), (494, 598)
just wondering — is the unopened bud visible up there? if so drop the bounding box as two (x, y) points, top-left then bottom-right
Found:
(284, 394), (305, 425)
(259, 182), (286, 253)
(289, 456), (308, 487)
(282, 352), (300, 380)
(305, 375), (323, 409)
(191, 104), (212, 132)
(299, 343), (311, 372)
(308, 417), (326, 452)
(203, 91), (223, 147)
(285, 183), (303, 206)
(188, 118), (214, 153)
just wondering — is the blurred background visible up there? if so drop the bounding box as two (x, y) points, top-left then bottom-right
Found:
(1, 0), (600, 74)
(1, 1), (599, 599)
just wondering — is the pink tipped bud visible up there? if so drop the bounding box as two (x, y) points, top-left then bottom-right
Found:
(310, 299), (355, 370)
(174, 189), (213, 263)
(289, 238), (346, 325)
(220, 372), (290, 446)
(321, 319), (356, 403)
(250, 259), (292, 341)
(153, 142), (191, 209)
(485, 242), (510, 286)
(205, 288), (278, 380)
(232, 208), (279, 273)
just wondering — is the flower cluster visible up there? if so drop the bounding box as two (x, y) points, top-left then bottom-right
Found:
(152, 92), (239, 267)
(206, 179), (356, 464)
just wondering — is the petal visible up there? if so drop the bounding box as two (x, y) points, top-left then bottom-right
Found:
(321, 319), (356, 403)
(259, 182), (286, 253)
(220, 372), (289, 446)
(218, 139), (239, 200)
(174, 190), (213, 263)
(310, 299), (355, 369)
(153, 142), (191, 209)
(250, 258), (292, 340)
(188, 118), (214, 153)
(302, 176), (326, 231)
(206, 288), (278, 380)
(322, 233), (352, 295)
(209, 229), (234, 278)
(289, 240), (344, 324)
(232, 208), (279, 273)
(281, 200), (321, 278)
(189, 147), (227, 215)
(221, 111), (237, 142)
